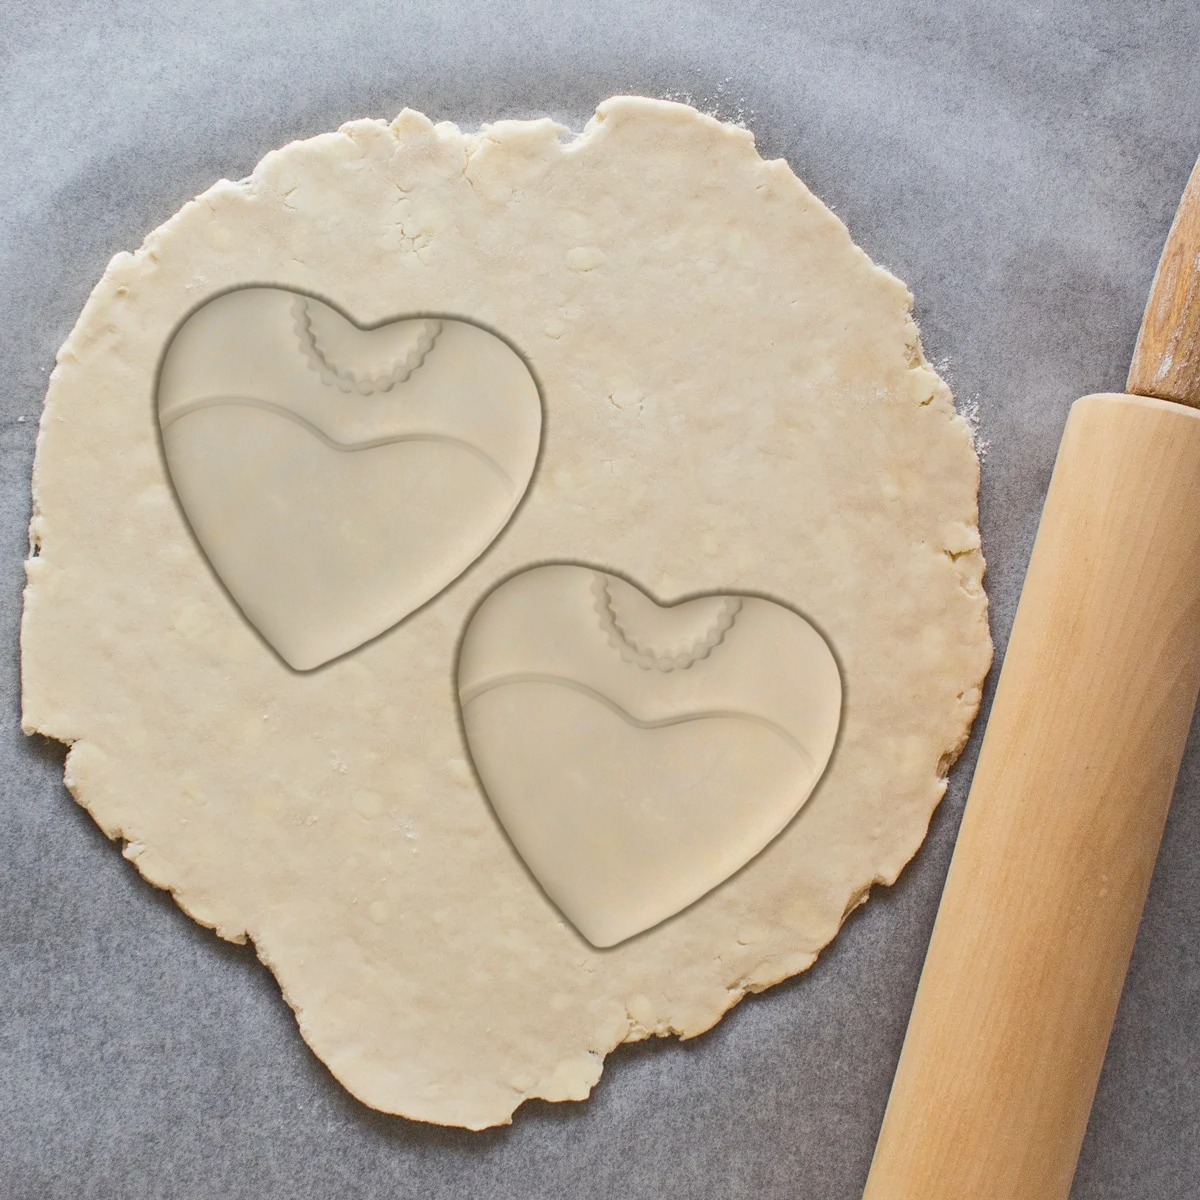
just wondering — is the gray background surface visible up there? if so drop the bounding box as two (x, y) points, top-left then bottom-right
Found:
(2, 2), (1198, 1197)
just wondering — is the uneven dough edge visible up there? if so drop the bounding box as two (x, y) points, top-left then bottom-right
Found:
(21, 96), (992, 1128)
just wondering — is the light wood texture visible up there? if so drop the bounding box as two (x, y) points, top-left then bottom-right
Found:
(1128, 154), (1200, 405)
(863, 392), (1200, 1200)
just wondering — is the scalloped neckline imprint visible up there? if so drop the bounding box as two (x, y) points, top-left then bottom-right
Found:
(292, 297), (443, 395)
(592, 574), (742, 672)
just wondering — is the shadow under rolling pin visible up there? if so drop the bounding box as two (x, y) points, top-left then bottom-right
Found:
(863, 152), (1200, 1200)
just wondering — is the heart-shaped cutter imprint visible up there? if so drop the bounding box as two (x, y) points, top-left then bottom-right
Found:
(458, 564), (843, 947)
(157, 287), (542, 670)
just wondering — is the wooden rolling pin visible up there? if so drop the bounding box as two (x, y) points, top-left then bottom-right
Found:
(863, 153), (1200, 1200)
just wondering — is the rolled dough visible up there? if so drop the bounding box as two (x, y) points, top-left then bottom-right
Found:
(21, 96), (991, 1129)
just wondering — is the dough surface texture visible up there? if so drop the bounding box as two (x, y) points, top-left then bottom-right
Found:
(21, 97), (991, 1129)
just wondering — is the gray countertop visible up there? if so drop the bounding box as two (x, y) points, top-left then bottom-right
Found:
(2, 3), (1198, 1197)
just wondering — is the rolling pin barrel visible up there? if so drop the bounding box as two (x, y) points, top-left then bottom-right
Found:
(863, 391), (1200, 1200)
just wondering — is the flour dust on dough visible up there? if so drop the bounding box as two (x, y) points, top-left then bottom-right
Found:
(21, 97), (991, 1129)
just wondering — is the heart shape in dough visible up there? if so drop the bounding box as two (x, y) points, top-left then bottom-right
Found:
(157, 288), (541, 670)
(458, 565), (842, 947)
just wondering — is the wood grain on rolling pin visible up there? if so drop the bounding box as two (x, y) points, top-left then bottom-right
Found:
(863, 392), (1200, 1200)
(1128, 155), (1200, 405)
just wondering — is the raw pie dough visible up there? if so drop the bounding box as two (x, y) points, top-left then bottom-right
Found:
(21, 97), (991, 1129)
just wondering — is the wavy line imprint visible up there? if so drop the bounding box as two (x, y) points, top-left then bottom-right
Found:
(160, 394), (513, 485)
(460, 672), (813, 763)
